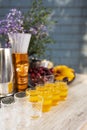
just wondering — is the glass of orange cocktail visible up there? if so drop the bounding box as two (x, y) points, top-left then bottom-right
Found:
(55, 81), (68, 101)
(45, 83), (60, 106)
(36, 84), (52, 112)
(25, 88), (43, 119)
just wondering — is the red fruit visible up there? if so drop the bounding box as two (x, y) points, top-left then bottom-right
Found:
(31, 73), (35, 78)
(29, 68), (34, 73)
(36, 73), (41, 78)
(50, 68), (53, 73)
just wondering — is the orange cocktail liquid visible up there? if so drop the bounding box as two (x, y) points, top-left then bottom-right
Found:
(26, 89), (39, 102)
(60, 90), (68, 100)
(52, 90), (60, 106)
(45, 83), (60, 106)
(42, 98), (52, 112)
(12, 53), (29, 92)
(55, 81), (68, 101)
(36, 85), (52, 112)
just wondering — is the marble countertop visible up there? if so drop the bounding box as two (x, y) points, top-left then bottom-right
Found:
(36, 74), (87, 130)
(1, 74), (87, 130)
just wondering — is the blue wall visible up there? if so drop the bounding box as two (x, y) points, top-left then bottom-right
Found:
(0, 0), (87, 73)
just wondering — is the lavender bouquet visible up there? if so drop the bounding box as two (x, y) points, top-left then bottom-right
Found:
(0, 9), (24, 47)
(0, 0), (56, 57)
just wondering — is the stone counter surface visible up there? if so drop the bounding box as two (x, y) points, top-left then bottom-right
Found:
(0, 74), (87, 130)
(37, 74), (87, 130)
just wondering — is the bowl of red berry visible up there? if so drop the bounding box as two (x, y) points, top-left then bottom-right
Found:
(29, 66), (54, 87)
(28, 57), (54, 87)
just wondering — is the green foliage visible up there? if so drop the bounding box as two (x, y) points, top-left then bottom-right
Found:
(23, 0), (56, 57)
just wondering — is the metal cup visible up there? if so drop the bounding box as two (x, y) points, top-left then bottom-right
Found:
(0, 48), (14, 97)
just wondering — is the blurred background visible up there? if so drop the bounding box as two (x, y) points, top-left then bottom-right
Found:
(0, 0), (87, 73)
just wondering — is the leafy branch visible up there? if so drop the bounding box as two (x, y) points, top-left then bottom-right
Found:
(23, 0), (56, 57)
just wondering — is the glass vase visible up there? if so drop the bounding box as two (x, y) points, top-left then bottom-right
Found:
(8, 33), (31, 92)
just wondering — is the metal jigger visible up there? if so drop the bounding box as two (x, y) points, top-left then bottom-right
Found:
(0, 48), (14, 98)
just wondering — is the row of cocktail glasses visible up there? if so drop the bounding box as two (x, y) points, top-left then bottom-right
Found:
(0, 80), (68, 129)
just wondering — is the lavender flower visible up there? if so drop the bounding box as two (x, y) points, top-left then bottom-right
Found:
(29, 24), (48, 39)
(0, 9), (24, 47)
(39, 24), (47, 32)
(0, 9), (24, 35)
(6, 9), (24, 33)
(29, 27), (38, 35)
(0, 20), (7, 34)
(39, 24), (48, 37)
